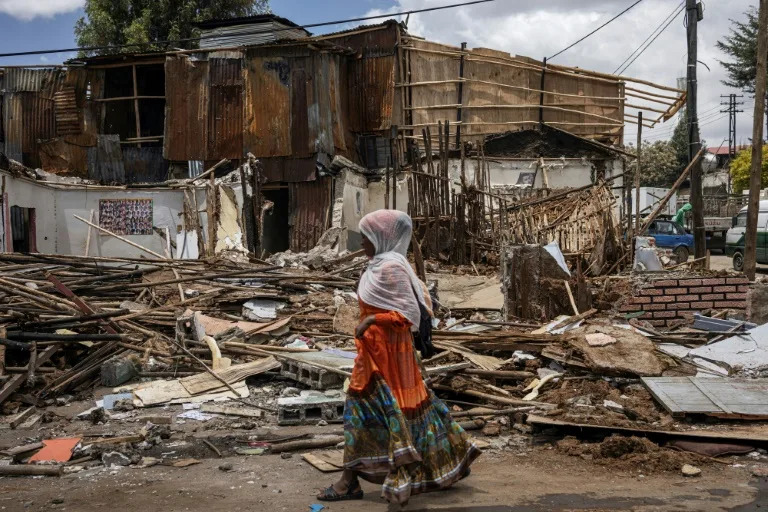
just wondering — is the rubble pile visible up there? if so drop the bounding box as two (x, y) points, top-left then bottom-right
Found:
(0, 247), (767, 481)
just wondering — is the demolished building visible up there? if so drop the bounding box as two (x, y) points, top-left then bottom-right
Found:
(0, 17), (684, 258)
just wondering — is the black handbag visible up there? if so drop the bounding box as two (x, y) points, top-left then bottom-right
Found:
(411, 286), (435, 359)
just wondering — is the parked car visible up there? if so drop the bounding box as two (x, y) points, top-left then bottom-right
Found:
(645, 219), (695, 264)
(725, 200), (768, 271)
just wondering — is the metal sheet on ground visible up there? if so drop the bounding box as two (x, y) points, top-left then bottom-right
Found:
(642, 376), (768, 419)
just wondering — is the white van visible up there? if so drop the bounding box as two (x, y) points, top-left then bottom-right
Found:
(725, 199), (768, 271)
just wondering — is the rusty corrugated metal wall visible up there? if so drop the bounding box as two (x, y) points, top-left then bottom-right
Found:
(1, 68), (67, 167)
(288, 177), (332, 252)
(208, 54), (243, 160)
(164, 55), (209, 161)
(322, 23), (397, 134)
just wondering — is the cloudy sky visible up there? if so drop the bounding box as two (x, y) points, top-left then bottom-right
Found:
(0, 0), (759, 147)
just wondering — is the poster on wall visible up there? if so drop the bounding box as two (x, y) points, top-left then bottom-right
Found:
(99, 199), (153, 235)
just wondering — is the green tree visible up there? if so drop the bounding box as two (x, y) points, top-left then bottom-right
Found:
(75, 0), (270, 56)
(717, 7), (768, 135)
(626, 140), (680, 187)
(730, 145), (768, 193)
(669, 108), (706, 169)
(717, 7), (761, 92)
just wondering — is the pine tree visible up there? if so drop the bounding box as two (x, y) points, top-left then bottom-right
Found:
(717, 6), (767, 135)
(717, 7), (761, 92)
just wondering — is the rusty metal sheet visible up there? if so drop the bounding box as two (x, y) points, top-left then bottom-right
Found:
(3, 94), (22, 162)
(54, 86), (81, 135)
(243, 56), (292, 157)
(290, 62), (310, 158)
(87, 134), (125, 183)
(328, 53), (346, 153)
(38, 134), (94, 176)
(260, 156), (316, 183)
(2, 68), (64, 92)
(123, 146), (168, 183)
(208, 58), (243, 160)
(20, 92), (56, 168)
(347, 55), (395, 132)
(164, 55), (209, 161)
(288, 177), (331, 252)
(308, 53), (333, 156)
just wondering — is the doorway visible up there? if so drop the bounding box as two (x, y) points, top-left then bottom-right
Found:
(261, 189), (289, 255)
(10, 206), (36, 253)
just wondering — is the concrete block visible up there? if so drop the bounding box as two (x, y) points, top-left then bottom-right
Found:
(277, 390), (346, 426)
(278, 351), (353, 390)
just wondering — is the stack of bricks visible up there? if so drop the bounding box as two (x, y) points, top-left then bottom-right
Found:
(619, 276), (749, 327)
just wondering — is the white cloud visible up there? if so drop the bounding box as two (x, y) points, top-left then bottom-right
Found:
(372, 0), (756, 146)
(0, 0), (83, 21)
(39, 55), (49, 62)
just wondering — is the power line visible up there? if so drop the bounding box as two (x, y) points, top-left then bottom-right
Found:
(617, 3), (685, 74)
(613, 1), (683, 74)
(0, 0), (498, 59)
(548, 0), (645, 60)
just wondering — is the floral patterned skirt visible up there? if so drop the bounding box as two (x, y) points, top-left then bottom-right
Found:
(343, 373), (481, 504)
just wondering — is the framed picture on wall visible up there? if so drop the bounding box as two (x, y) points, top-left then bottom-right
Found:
(98, 199), (153, 235)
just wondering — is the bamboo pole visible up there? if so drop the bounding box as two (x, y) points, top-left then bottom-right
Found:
(73, 215), (166, 259)
(83, 209), (94, 256)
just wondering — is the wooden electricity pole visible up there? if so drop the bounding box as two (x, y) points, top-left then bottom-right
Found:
(745, 0), (768, 281)
(686, 0), (705, 262)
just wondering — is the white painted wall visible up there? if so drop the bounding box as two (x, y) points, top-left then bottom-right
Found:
(338, 169), (408, 251)
(445, 157), (623, 190)
(0, 170), (216, 258)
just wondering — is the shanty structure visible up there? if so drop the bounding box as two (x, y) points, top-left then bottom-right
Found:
(0, 18), (685, 257)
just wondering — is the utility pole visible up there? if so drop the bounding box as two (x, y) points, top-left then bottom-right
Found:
(745, 0), (768, 281)
(720, 93), (745, 192)
(686, 0), (705, 261)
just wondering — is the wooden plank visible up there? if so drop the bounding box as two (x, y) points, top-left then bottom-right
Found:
(301, 450), (344, 473)
(179, 357), (279, 395)
(200, 403), (263, 418)
(0, 346), (57, 404)
(527, 414), (768, 444)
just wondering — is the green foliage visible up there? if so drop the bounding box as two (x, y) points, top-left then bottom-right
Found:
(626, 140), (680, 187)
(716, 7), (761, 92)
(730, 145), (768, 193)
(75, 0), (270, 56)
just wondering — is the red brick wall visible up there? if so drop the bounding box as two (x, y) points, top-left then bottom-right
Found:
(619, 276), (749, 327)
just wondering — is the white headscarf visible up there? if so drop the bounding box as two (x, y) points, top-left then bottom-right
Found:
(357, 210), (427, 327)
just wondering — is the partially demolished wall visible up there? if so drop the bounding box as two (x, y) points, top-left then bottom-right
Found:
(619, 276), (750, 327)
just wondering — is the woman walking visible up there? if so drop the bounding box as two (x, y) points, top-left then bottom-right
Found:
(317, 209), (480, 505)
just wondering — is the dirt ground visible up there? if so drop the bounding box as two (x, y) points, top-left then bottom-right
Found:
(2, 443), (766, 512)
(707, 254), (768, 274)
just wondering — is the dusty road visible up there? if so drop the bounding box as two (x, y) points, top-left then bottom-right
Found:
(688, 254), (768, 275)
(2, 445), (766, 512)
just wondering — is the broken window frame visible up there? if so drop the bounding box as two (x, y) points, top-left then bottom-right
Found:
(93, 60), (166, 148)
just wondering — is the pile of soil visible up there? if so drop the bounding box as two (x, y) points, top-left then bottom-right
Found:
(556, 435), (701, 473)
(543, 379), (669, 427)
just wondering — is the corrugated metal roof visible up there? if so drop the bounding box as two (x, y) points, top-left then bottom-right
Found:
(1, 68), (64, 93)
(200, 21), (308, 50)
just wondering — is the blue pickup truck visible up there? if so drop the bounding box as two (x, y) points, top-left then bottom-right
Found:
(645, 219), (695, 264)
